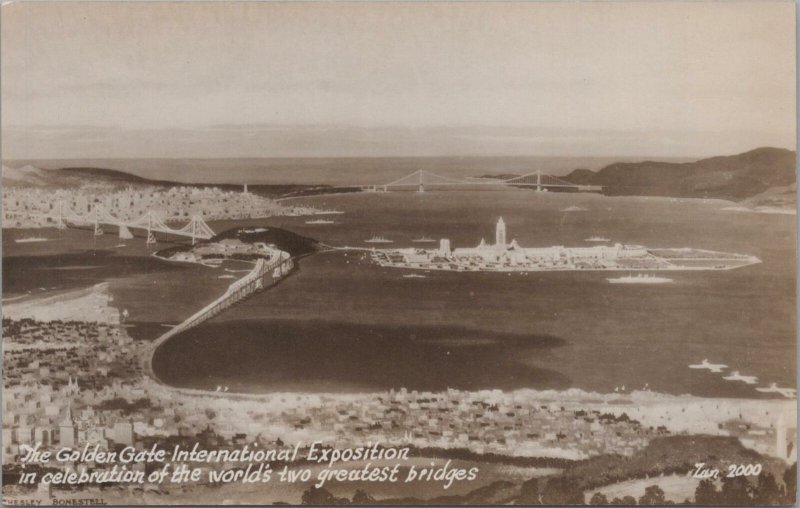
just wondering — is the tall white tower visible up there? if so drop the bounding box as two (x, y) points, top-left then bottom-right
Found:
(495, 217), (507, 247)
(439, 238), (451, 257)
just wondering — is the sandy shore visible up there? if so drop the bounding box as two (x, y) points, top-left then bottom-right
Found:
(2, 282), (120, 324)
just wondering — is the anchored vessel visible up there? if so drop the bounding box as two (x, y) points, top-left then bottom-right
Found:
(305, 219), (335, 224)
(412, 236), (436, 243)
(365, 236), (394, 244)
(607, 274), (673, 284)
(14, 237), (48, 243)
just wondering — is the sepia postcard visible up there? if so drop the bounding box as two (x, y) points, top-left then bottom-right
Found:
(1, 1), (797, 505)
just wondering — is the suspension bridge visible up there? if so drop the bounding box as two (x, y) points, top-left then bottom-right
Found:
(503, 171), (590, 191)
(143, 250), (295, 389)
(5, 202), (215, 245)
(360, 169), (598, 193)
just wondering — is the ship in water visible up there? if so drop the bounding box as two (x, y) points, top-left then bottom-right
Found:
(305, 219), (335, 225)
(364, 236), (394, 244)
(607, 273), (673, 284)
(402, 273), (427, 278)
(412, 236), (436, 243)
(585, 236), (610, 242)
(14, 237), (48, 243)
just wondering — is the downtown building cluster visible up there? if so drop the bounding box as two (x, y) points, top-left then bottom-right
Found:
(2, 185), (315, 230)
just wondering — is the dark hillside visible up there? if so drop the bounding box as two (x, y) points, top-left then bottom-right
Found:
(563, 147), (796, 201)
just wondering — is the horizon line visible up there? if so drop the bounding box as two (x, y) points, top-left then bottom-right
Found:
(2, 146), (795, 165)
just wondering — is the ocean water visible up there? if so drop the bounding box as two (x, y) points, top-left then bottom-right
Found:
(146, 189), (796, 397)
(3, 189), (794, 397)
(10, 155), (691, 185)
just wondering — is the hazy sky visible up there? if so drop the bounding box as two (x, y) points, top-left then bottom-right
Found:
(1, 1), (795, 159)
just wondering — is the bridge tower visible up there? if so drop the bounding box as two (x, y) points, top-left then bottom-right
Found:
(56, 201), (66, 229)
(191, 216), (198, 245)
(146, 211), (157, 245)
(536, 171), (542, 192)
(93, 206), (104, 236)
(418, 170), (425, 193)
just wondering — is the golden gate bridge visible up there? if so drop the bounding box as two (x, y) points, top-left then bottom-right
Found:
(362, 169), (596, 193)
(5, 202), (215, 245)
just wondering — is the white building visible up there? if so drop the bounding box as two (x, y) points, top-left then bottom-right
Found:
(445, 218), (645, 265)
(495, 217), (506, 247)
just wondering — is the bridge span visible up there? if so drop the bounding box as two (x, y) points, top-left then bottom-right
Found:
(354, 169), (599, 193)
(5, 202), (215, 244)
(143, 250), (295, 386)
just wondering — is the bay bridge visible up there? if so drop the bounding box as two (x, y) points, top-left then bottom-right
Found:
(5, 202), (215, 245)
(143, 249), (295, 390)
(361, 169), (600, 193)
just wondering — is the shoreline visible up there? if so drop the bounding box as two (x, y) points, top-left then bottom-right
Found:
(7, 280), (794, 410)
(4, 270), (794, 405)
(3, 280), (795, 470)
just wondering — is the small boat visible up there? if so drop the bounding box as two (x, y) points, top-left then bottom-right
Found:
(305, 219), (335, 225)
(402, 274), (427, 278)
(688, 359), (727, 373)
(364, 236), (393, 244)
(755, 383), (797, 398)
(412, 236), (436, 243)
(15, 237), (48, 243)
(722, 371), (758, 385)
(607, 273), (673, 284)
(584, 236), (610, 242)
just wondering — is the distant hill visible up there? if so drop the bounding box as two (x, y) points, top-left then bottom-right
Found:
(1, 164), (162, 190)
(1, 165), (325, 198)
(563, 147), (796, 201)
(5, 148), (796, 203)
(59, 166), (175, 185)
(742, 182), (797, 209)
(3, 165), (72, 189)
